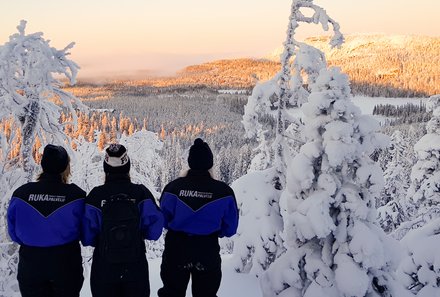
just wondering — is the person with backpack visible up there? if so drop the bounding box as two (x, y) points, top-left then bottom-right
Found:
(158, 138), (239, 297)
(7, 144), (86, 297)
(82, 143), (164, 297)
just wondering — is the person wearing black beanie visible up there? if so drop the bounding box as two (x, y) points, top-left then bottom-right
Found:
(40, 144), (69, 174)
(158, 138), (239, 297)
(82, 143), (164, 297)
(188, 138), (214, 171)
(7, 144), (86, 297)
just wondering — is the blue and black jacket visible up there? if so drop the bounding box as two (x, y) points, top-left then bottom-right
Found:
(160, 170), (239, 237)
(82, 173), (164, 247)
(7, 174), (86, 247)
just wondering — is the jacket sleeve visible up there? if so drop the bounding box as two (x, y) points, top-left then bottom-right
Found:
(219, 191), (239, 238)
(139, 187), (164, 241)
(81, 189), (102, 247)
(7, 197), (23, 245)
(159, 187), (177, 230)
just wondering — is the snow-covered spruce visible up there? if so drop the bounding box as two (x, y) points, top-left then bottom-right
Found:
(394, 95), (440, 240)
(242, 0), (343, 187)
(230, 168), (284, 276)
(0, 20), (87, 181)
(377, 130), (412, 233)
(0, 21), (87, 296)
(396, 217), (440, 296)
(235, 0), (343, 276)
(261, 67), (409, 297)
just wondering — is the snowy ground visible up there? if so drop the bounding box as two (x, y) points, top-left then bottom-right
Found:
(80, 255), (262, 297)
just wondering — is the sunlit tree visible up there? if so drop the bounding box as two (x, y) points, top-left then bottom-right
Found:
(0, 20), (86, 180)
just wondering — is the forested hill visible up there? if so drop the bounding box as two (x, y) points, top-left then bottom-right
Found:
(124, 34), (439, 97)
(277, 34), (440, 97)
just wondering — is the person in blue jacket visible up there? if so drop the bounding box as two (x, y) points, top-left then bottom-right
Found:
(7, 144), (86, 297)
(158, 138), (239, 297)
(82, 143), (164, 297)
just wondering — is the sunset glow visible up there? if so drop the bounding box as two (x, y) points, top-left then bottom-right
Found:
(1, 0), (439, 78)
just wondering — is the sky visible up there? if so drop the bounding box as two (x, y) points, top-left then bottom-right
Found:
(0, 0), (439, 79)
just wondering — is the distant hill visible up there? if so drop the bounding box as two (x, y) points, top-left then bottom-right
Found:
(108, 35), (439, 97)
(132, 58), (279, 91)
(268, 34), (440, 97)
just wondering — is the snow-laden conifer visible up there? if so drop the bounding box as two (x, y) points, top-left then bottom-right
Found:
(231, 167), (284, 276)
(396, 217), (440, 297)
(70, 137), (104, 192)
(261, 67), (408, 297)
(233, 0), (343, 276)
(377, 130), (412, 233)
(119, 130), (164, 194)
(0, 20), (86, 181)
(242, 0), (343, 188)
(394, 95), (440, 239)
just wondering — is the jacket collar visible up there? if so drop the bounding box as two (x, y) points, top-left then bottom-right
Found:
(187, 169), (212, 178)
(105, 173), (131, 183)
(38, 173), (63, 183)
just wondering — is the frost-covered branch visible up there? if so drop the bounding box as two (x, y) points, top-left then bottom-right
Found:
(0, 20), (87, 180)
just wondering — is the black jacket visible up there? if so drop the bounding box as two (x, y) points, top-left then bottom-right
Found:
(160, 170), (239, 237)
(8, 173), (86, 247)
(82, 173), (164, 247)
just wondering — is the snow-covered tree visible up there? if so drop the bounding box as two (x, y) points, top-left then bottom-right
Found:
(0, 21), (86, 295)
(242, 0), (343, 190)
(0, 135), (25, 297)
(261, 67), (408, 297)
(119, 130), (164, 193)
(396, 218), (440, 297)
(70, 137), (104, 193)
(232, 144), (253, 181)
(377, 130), (412, 233)
(215, 144), (233, 184)
(380, 130), (412, 206)
(234, 0), (344, 277)
(231, 168), (284, 276)
(394, 95), (440, 239)
(0, 20), (86, 181)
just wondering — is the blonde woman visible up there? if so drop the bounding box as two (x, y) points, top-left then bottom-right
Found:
(7, 144), (86, 297)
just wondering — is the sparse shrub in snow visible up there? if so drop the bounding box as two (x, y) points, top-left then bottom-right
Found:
(394, 95), (440, 239)
(261, 66), (408, 297)
(0, 20), (87, 181)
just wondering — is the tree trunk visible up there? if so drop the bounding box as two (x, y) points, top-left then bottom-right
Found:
(21, 98), (40, 182)
(273, 2), (299, 190)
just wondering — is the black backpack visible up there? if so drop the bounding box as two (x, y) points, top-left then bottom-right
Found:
(99, 193), (142, 263)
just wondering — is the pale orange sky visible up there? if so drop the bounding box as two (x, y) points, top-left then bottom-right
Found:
(1, 0), (439, 78)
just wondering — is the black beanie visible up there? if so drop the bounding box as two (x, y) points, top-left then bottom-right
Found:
(41, 144), (69, 174)
(188, 138), (213, 170)
(103, 144), (130, 174)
